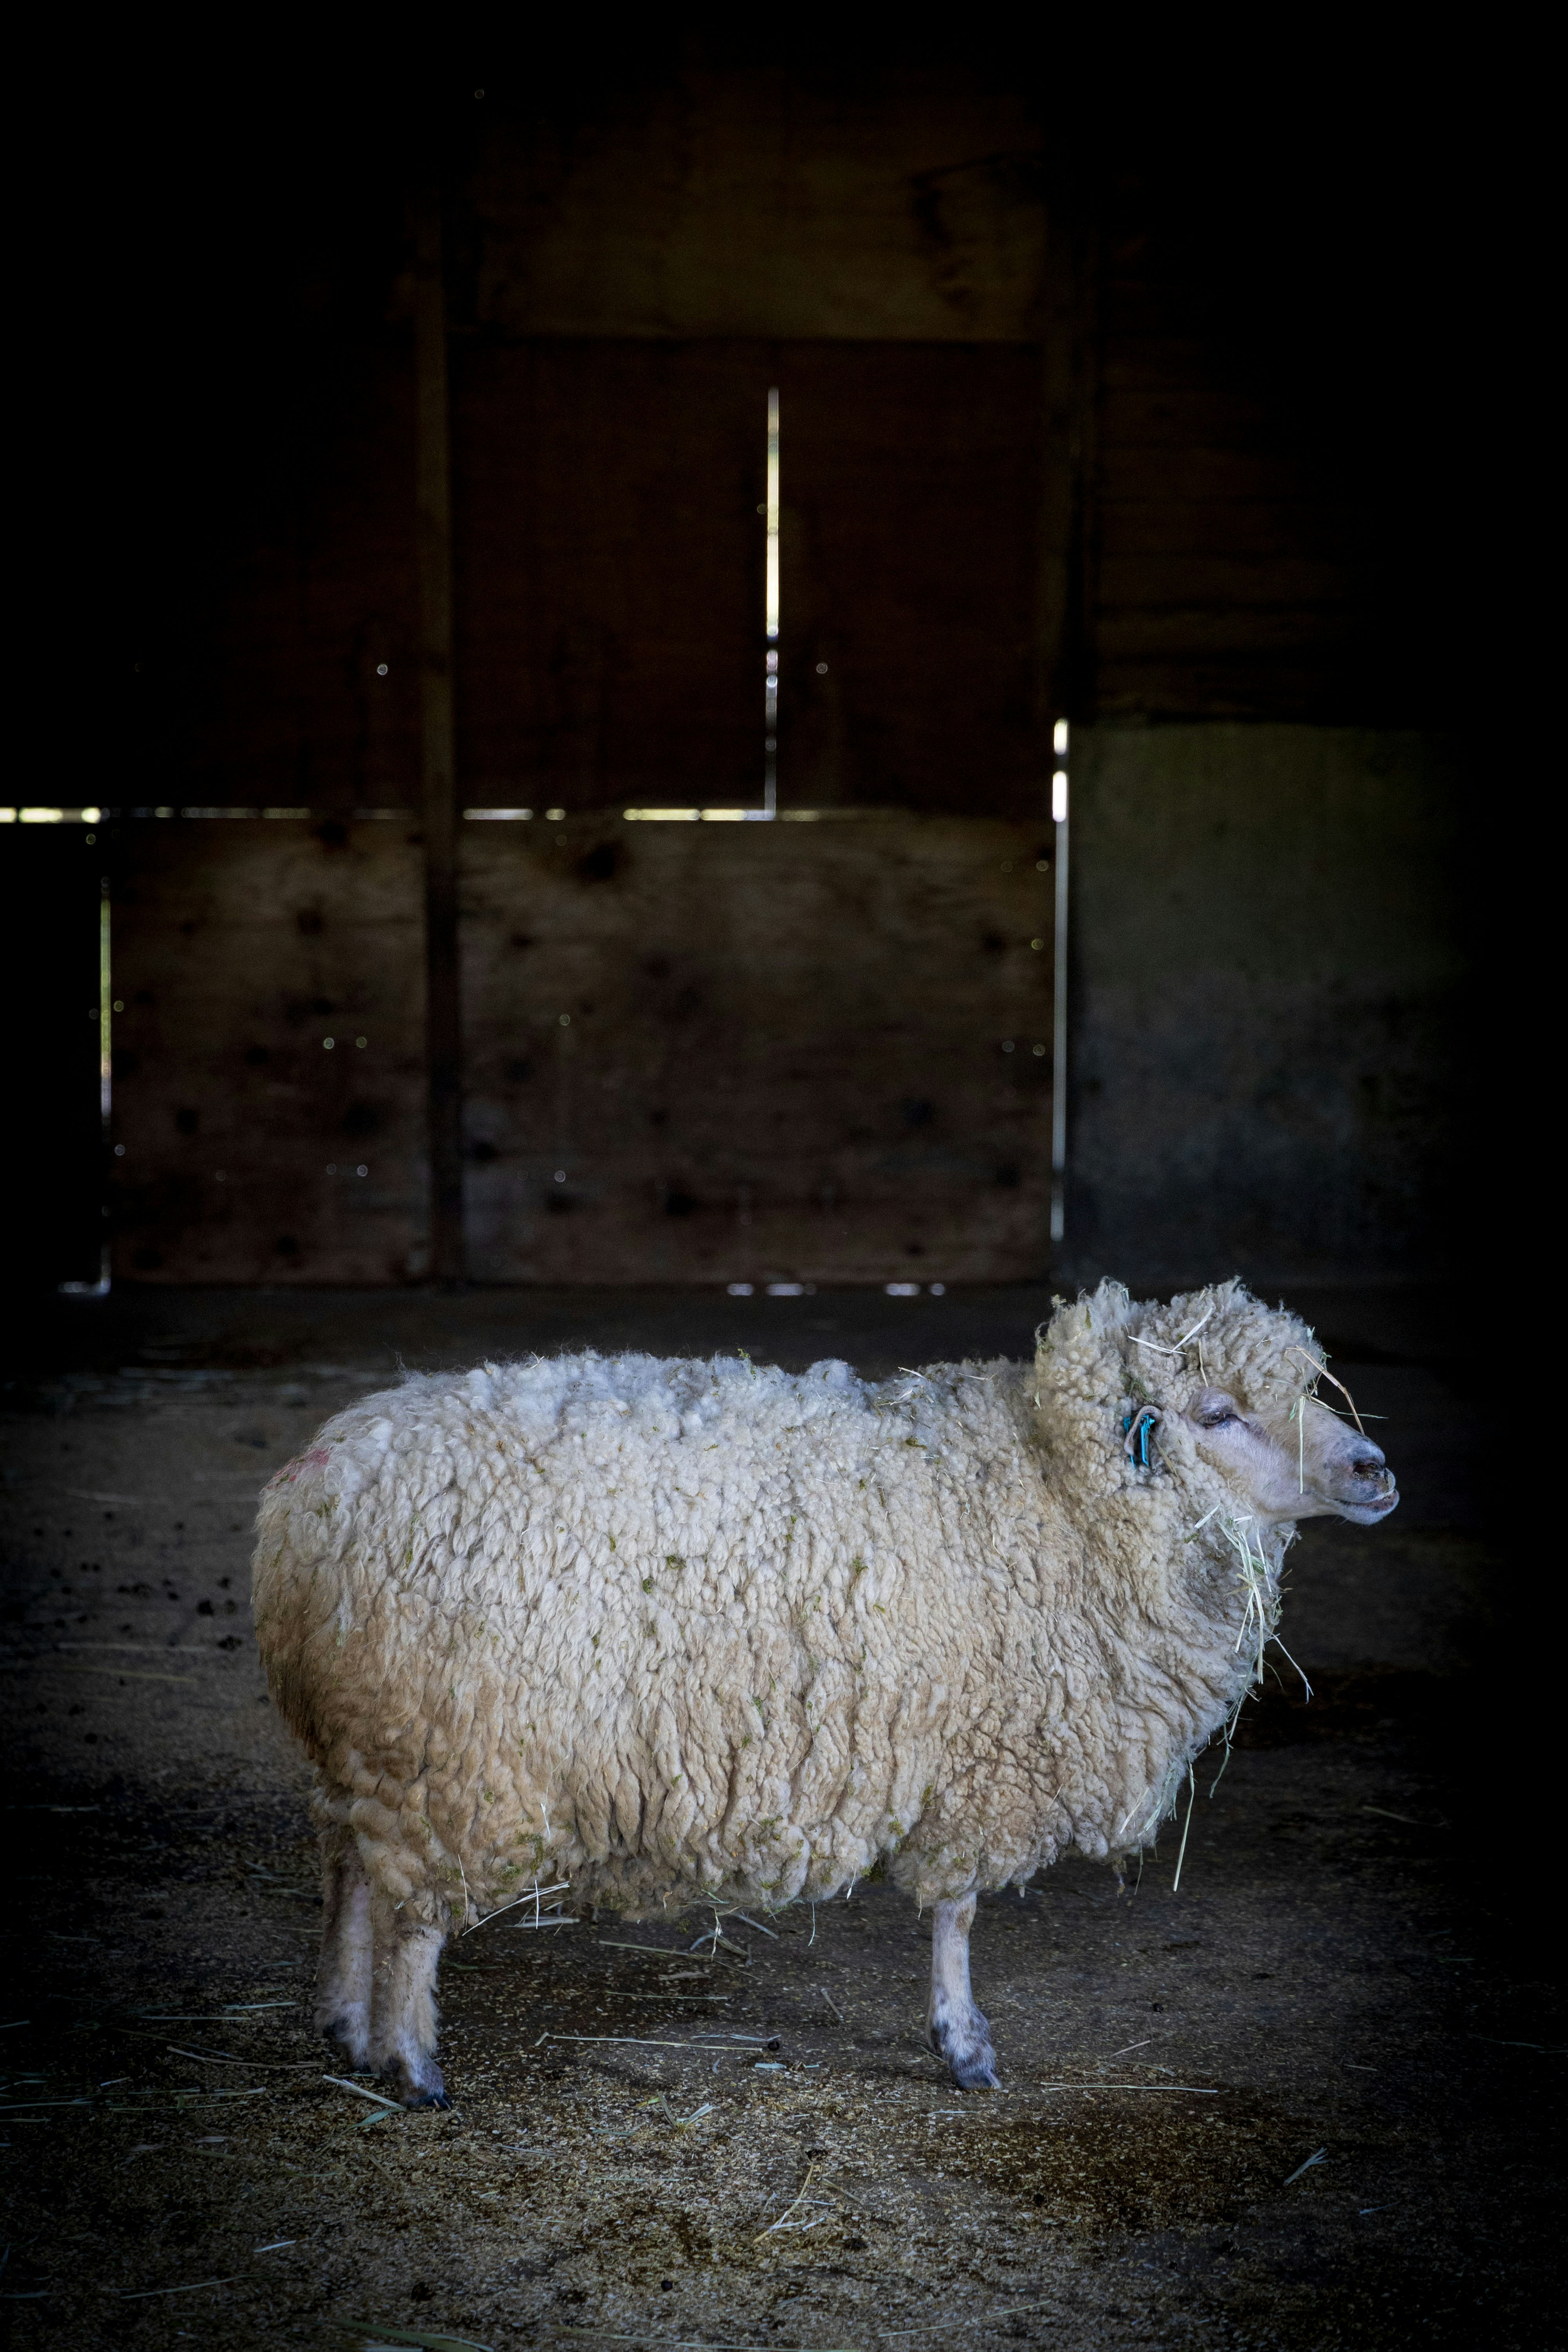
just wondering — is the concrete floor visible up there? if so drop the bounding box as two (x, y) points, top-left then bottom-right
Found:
(0, 1283), (1556, 2348)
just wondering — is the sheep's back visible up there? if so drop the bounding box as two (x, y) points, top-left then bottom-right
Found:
(251, 1351), (1073, 1908)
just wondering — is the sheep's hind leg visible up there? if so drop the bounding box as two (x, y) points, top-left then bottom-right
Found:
(927, 1893), (1000, 2090)
(315, 1823), (373, 2067)
(368, 1888), (451, 2108)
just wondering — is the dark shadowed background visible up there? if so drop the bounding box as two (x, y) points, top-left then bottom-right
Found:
(2, 27), (1547, 2352)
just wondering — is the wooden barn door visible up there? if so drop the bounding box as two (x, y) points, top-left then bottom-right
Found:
(454, 342), (1054, 1284)
(99, 347), (1054, 1287)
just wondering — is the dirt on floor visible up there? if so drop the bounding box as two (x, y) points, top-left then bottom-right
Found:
(0, 1285), (1558, 2350)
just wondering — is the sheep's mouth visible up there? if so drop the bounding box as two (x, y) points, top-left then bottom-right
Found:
(1331, 1479), (1399, 1524)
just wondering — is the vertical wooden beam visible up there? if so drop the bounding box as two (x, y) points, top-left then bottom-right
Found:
(413, 184), (464, 1283)
(1037, 206), (1100, 727)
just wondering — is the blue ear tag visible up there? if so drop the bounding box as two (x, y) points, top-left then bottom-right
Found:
(1123, 1405), (1159, 1469)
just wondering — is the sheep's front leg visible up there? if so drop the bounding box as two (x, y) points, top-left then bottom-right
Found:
(927, 1893), (999, 2090)
(368, 1889), (451, 2108)
(315, 1824), (373, 2067)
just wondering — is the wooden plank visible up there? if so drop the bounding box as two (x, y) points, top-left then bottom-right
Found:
(107, 821), (428, 1283)
(775, 345), (1046, 814)
(1097, 607), (1356, 659)
(1096, 556), (1352, 609)
(1097, 499), (1349, 561)
(3, 828), (106, 1289)
(1095, 444), (1319, 508)
(451, 341), (1048, 819)
(451, 341), (760, 807)
(1093, 663), (1353, 721)
(1036, 207), (1098, 722)
(1098, 339), (1231, 390)
(1098, 385), (1278, 448)
(413, 187), (465, 1282)
(465, 82), (1048, 343)
(172, 341), (421, 814)
(459, 814), (1053, 1283)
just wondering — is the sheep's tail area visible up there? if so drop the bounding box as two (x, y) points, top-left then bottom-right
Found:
(252, 1439), (461, 1919)
(251, 1444), (346, 1763)
(250, 1441), (518, 1929)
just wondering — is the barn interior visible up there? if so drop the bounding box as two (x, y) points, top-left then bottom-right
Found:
(1, 35), (1548, 2351)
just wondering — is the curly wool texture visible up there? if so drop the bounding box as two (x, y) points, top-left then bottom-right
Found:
(252, 1279), (1315, 1925)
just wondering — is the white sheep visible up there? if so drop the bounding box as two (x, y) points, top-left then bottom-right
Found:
(252, 1277), (1397, 2105)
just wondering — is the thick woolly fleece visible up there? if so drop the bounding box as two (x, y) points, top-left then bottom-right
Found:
(252, 1279), (1315, 1930)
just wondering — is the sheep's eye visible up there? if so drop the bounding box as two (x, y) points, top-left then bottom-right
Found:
(1199, 1411), (1235, 1429)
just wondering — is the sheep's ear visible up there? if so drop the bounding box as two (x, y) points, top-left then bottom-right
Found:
(1035, 1281), (1135, 1398)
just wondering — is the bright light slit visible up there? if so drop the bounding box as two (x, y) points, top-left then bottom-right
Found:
(764, 387), (780, 817)
(99, 887), (111, 1124)
(1051, 720), (1070, 1244)
(765, 388), (780, 639)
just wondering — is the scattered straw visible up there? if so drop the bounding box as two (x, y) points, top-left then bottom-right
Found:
(1170, 1763), (1198, 1894)
(875, 2304), (1056, 2339)
(603, 1991), (731, 2003)
(595, 1940), (729, 1961)
(1032, 2082), (1219, 2095)
(755, 2160), (837, 2240)
(326, 2326), (495, 2352)
(462, 1882), (570, 1936)
(1222, 1515), (1275, 1679)
(1130, 1306), (1214, 1359)
(1269, 1631), (1313, 1703)
(537, 2035), (740, 2051)
(1283, 2147), (1327, 2185)
(686, 1928), (750, 1960)
(40, 1662), (207, 1687)
(725, 1910), (780, 1939)
(165, 2045), (315, 2069)
(1289, 1348), (1367, 1435)
(322, 2075), (403, 2112)
(553, 2338), (860, 2350)
(107, 2276), (249, 2297)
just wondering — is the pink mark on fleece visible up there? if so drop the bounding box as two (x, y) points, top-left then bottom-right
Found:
(270, 1444), (332, 1488)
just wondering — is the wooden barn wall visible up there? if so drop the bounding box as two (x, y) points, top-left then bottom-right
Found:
(459, 814), (1053, 1283)
(1083, 160), (1450, 725)
(117, 69), (1058, 832)
(1063, 726), (1463, 1290)
(107, 822), (429, 1283)
(50, 61), (1467, 1292)
(114, 72), (1452, 828)
(5, 829), (107, 1293)
(128, 335), (423, 821)
(453, 77), (1050, 345)
(451, 341), (1045, 817)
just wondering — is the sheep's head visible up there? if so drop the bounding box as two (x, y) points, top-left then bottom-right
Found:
(1035, 1278), (1399, 1529)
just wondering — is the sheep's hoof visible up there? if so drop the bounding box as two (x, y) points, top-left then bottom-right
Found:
(950, 2048), (1001, 2092)
(929, 2005), (1000, 2091)
(380, 2055), (450, 2109)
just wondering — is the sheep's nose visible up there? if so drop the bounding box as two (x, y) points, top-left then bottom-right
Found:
(1350, 1444), (1387, 1479)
